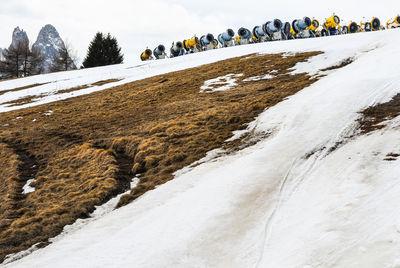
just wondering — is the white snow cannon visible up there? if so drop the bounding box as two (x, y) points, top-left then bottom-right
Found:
(153, 45), (167, 59)
(253, 23), (270, 42)
(282, 22), (293, 39)
(236, 27), (252, 45)
(264, 19), (284, 40)
(218, 29), (235, 47)
(170, 41), (185, 58)
(292, 17), (314, 38)
(199, 34), (215, 51)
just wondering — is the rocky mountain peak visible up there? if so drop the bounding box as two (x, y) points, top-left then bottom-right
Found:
(11, 26), (29, 48)
(33, 24), (66, 73)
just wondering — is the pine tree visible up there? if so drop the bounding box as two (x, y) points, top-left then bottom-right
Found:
(82, 32), (123, 68)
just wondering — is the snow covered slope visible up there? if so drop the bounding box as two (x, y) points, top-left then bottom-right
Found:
(5, 29), (400, 267)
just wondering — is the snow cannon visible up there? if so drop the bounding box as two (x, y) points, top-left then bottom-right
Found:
(170, 41), (185, 58)
(199, 33), (215, 51)
(360, 17), (380, 31)
(140, 49), (153, 61)
(341, 22), (359, 34)
(348, 22), (359, 33)
(322, 14), (341, 36)
(183, 37), (200, 53)
(282, 22), (295, 39)
(370, 17), (381, 31)
(253, 23), (270, 42)
(153, 45), (167, 59)
(386, 15), (400, 29)
(292, 17), (314, 38)
(308, 19), (320, 31)
(218, 29), (235, 47)
(236, 27), (252, 45)
(307, 19), (320, 37)
(265, 19), (285, 40)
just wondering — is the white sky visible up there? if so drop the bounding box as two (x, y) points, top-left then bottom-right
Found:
(1, 0), (398, 65)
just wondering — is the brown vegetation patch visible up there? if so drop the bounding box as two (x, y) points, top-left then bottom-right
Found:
(92, 79), (122, 87)
(327, 93), (400, 155)
(1, 95), (45, 107)
(0, 51), (321, 262)
(0, 83), (48, 96)
(358, 93), (400, 134)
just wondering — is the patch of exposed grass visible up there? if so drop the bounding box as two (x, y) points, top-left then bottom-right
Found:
(0, 83), (49, 96)
(0, 51), (322, 262)
(358, 93), (400, 134)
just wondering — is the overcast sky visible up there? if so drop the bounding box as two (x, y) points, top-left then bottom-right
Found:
(1, 0), (398, 65)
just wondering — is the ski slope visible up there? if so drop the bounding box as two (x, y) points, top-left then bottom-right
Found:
(4, 29), (400, 267)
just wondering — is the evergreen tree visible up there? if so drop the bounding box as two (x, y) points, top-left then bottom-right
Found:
(82, 32), (123, 68)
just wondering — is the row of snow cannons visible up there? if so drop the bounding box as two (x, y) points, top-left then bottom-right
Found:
(140, 14), (400, 61)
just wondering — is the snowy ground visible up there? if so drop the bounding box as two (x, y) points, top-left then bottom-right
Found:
(4, 29), (400, 267)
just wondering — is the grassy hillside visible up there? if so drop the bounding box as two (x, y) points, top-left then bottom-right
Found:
(0, 51), (321, 262)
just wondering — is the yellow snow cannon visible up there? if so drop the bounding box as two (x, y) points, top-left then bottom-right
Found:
(386, 15), (400, 29)
(140, 49), (153, 61)
(183, 37), (199, 53)
(321, 14), (341, 36)
(360, 17), (381, 32)
(308, 19), (320, 32)
(341, 21), (359, 34)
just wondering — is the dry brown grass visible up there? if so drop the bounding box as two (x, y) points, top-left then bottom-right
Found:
(358, 93), (400, 134)
(0, 51), (321, 262)
(0, 83), (49, 96)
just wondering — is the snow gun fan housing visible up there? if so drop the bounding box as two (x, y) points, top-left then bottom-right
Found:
(387, 15), (400, 28)
(371, 17), (381, 31)
(265, 19), (283, 35)
(170, 41), (185, 58)
(349, 22), (359, 33)
(153, 45), (166, 59)
(308, 19), (320, 31)
(324, 15), (340, 29)
(253, 23), (269, 41)
(291, 17), (314, 38)
(183, 37), (199, 52)
(292, 17), (312, 33)
(218, 29), (235, 47)
(322, 15), (341, 36)
(236, 27), (252, 45)
(140, 49), (152, 61)
(199, 33), (218, 50)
